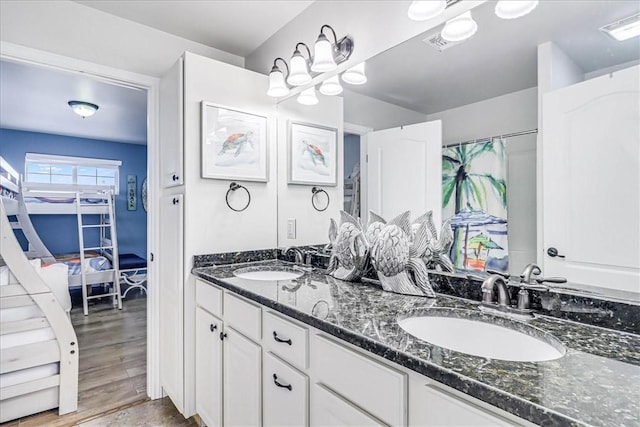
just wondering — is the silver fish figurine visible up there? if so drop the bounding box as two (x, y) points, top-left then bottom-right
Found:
(413, 212), (454, 273)
(370, 211), (436, 297)
(326, 211), (369, 281)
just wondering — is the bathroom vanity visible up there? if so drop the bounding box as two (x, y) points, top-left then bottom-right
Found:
(191, 260), (639, 427)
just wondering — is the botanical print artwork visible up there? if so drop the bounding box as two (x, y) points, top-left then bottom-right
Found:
(289, 122), (337, 186)
(202, 102), (268, 182)
(442, 139), (509, 273)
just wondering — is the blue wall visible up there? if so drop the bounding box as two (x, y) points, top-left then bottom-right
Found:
(0, 128), (147, 258)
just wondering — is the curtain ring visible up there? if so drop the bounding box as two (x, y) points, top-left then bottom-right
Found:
(226, 182), (251, 212)
(311, 187), (329, 212)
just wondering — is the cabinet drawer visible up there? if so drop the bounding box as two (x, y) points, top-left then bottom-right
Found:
(312, 334), (407, 427)
(311, 383), (383, 427)
(263, 311), (308, 369)
(264, 352), (309, 427)
(195, 279), (222, 317)
(224, 292), (261, 341)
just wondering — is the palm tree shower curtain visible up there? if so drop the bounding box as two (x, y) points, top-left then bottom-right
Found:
(442, 138), (508, 273)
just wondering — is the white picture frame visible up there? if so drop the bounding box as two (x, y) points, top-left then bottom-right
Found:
(201, 101), (268, 182)
(288, 121), (338, 186)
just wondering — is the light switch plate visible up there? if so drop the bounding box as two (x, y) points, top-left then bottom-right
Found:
(287, 218), (296, 239)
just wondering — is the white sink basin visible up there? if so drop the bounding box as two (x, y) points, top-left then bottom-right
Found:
(398, 314), (565, 362)
(233, 267), (304, 281)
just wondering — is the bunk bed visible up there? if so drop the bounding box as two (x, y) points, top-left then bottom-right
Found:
(0, 160), (79, 421)
(0, 157), (122, 316)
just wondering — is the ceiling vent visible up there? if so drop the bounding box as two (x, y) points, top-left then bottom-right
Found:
(423, 32), (462, 52)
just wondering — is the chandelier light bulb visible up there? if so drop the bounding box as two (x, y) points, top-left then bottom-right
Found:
(319, 75), (343, 96)
(311, 33), (337, 73)
(341, 62), (367, 85)
(495, 1), (539, 20)
(407, 1), (447, 21)
(441, 11), (478, 42)
(287, 49), (311, 86)
(267, 65), (290, 97)
(297, 86), (319, 106)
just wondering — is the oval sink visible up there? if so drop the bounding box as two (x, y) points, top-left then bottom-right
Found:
(233, 266), (304, 281)
(398, 313), (565, 362)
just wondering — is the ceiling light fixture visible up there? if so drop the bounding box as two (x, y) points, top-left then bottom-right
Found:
(297, 86), (319, 106)
(407, 0), (447, 21)
(319, 75), (343, 96)
(341, 62), (367, 85)
(267, 57), (290, 98)
(495, 0), (539, 20)
(600, 12), (640, 41)
(441, 11), (478, 42)
(68, 100), (99, 118)
(267, 24), (356, 103)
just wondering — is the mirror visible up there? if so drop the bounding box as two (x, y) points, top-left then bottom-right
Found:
(275, 1), (640, 300)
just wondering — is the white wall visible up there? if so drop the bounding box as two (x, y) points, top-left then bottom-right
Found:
(0, 1), (243, 77)
(343, 89), (428, 131)
(276, 97), (344, 246)
(427, 87), (538, 274)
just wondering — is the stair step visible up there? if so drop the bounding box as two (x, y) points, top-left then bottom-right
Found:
(0, 340), (60, 374)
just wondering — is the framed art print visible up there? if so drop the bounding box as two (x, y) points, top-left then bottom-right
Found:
(288, 121), (338, 186)
(201, 101), (268, 182)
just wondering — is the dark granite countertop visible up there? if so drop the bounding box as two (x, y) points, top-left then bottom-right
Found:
(193, 260), (640, 427)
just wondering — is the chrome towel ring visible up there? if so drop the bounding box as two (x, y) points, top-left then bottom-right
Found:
(311, 187), (329, 212)
(226, 182), (251, 212)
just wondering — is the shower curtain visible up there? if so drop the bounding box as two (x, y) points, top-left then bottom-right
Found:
(442, 138), (509, 273)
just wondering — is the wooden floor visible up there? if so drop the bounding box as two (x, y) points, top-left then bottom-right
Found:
(3, 295), (195, 426)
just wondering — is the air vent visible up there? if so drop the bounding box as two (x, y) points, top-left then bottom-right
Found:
(423, 32), (462, 52)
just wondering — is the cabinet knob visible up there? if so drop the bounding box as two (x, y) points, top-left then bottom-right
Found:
(547, 247), (565, 258)
(273, 374), (292, 391)
(220, 331), (227, 341)
(172, 174), (179, 181)
(172, 197), (179, 205)
(273, 331), (292, 345)
(210, 324), (217, 332)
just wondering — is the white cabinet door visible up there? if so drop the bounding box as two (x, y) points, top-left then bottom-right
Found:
(159, 193), (184, 412)
(223, 326), (262, 427)
(542, 65), (640, 292)
(195, 307), (222, 427)
(311, 383), (383, 427)
(159, 57), (184, 188)
(366, 120), (442, 224)
(263, 352), (308, 427)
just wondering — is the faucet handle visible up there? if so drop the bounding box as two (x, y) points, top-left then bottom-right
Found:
(535, 277), (567, 284)
(486, 270), (511, 280)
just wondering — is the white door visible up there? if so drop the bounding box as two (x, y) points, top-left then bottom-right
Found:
(542, 65), (640, 293)
(263, 352), (309, 427)
(223, 326), (262, 427)
(195, 307), (223, 427)
(366, 121), (442, 225)
(159, 193), (184, 412)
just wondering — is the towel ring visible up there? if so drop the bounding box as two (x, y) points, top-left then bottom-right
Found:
(311, 187), (329, 212)
(226, 182), (251, 212)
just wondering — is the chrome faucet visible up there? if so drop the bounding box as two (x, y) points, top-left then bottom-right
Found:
(481, 275), (510, 307)
(521, 263), (542, 284)
(282, 247), (305, 264)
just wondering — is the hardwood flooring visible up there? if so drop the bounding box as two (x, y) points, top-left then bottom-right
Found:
(3, 296), (195, 426)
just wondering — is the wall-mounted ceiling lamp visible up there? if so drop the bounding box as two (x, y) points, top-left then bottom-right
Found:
(600, 12), (640, 41)
(68, 100), (99, 118)
(441, 11), (478, 42)
(287, 43), (313, 86)
(297, 86), (319, 106)
(341, 62), (367, 85)
(495, 0), (538, 20)
(267, 57), (290, 97)
(319, 75), (343, 96)
(407, 0), (447, 21)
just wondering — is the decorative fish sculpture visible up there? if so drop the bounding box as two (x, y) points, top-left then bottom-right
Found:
(303, 141), (327, 167)
(365, 210), (386, 248)
(326, 211), (369, 281)
(218, 131), (254, 156)
(370, 211), (436, 297)
(413, 212), (455, 273)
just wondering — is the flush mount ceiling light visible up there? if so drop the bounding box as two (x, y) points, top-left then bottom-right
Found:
(441, 11), (478, 42)
(341, 62), (367, 85)
(68, 100), (98, 118)
(319, 75), (343, 96)
(407, 0), (447, 21)
(287, 43), (313, 86)
(600, 12), (640, 41)
(495, 0), (538, 20)
(267, 57), (290, 97)
(297, 86), (319, 106)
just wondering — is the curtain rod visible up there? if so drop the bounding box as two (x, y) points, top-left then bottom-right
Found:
(443, 128), (538, 148)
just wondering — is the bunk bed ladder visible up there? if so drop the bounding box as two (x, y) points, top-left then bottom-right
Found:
(75, 192), (122, 316)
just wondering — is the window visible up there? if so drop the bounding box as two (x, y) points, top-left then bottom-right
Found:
(25, 153), (122, 194)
